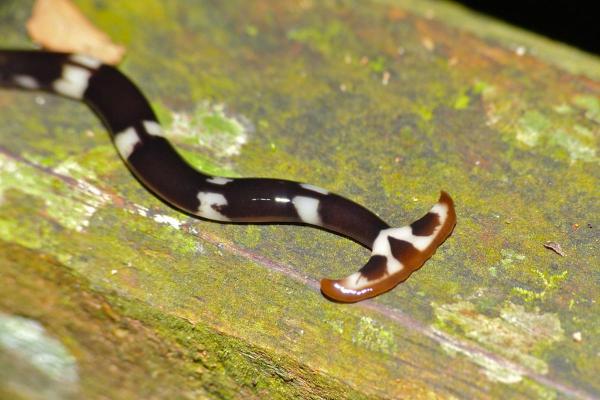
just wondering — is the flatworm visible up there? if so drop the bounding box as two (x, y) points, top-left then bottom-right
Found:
(0, 50), (456, 302)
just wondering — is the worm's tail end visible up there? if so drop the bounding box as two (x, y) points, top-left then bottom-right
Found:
(321, 191), (456, 303)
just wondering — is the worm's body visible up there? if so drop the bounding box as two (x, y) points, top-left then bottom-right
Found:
(0, 50), (456, 302)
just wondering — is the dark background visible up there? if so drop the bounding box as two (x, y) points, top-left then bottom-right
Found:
(455, 0), (599, 55)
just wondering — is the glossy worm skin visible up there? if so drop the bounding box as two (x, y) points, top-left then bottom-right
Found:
(0, 50), (456, 302)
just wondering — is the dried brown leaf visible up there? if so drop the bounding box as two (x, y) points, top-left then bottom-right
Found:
(27, 0), (126, 65)
(543, 241), (566, 257)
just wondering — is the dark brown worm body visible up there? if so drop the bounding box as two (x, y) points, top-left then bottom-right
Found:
(0, 50), (456, 302)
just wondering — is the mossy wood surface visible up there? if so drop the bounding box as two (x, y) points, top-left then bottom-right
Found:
(1, 0), (598, 399)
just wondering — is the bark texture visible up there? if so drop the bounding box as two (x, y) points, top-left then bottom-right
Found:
(1, 0), (598, 398)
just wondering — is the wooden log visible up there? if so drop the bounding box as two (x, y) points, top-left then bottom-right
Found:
(1, 0), (598, 398)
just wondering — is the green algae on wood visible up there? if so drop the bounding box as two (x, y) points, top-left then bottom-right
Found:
(1, 0), (599, 398)
(0, 242), (375, 399)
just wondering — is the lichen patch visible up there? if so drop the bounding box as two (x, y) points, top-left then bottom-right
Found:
(166, 101), (252, 158)
(0, 153), (111, 234)
(432, 301), (564, 383)
(352, 316), (397, 354)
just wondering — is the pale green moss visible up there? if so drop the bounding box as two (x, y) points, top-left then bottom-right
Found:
(512, 270), (569, 303)
(500, 249), (526, 268)
(166, 101), (250, 159)
(440, 340), (523, 383)
(547, 130), (597, 163)
(0, 154), (111, 235)
(352, 317), (397, 355)
(573, 94), (600, 124)
(472, 80), (496, 98)
(287, 20), (349, 57)
(510, 106), (598, 163)
(516, 111), (550, 147)
(453, 92), (471, 110)
(368, 56), (387, 74)
(433, 301), (564, 382)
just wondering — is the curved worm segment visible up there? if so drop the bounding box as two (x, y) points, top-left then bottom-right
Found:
(320, 191), (456, 302)
(1, 50), (457, 303)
